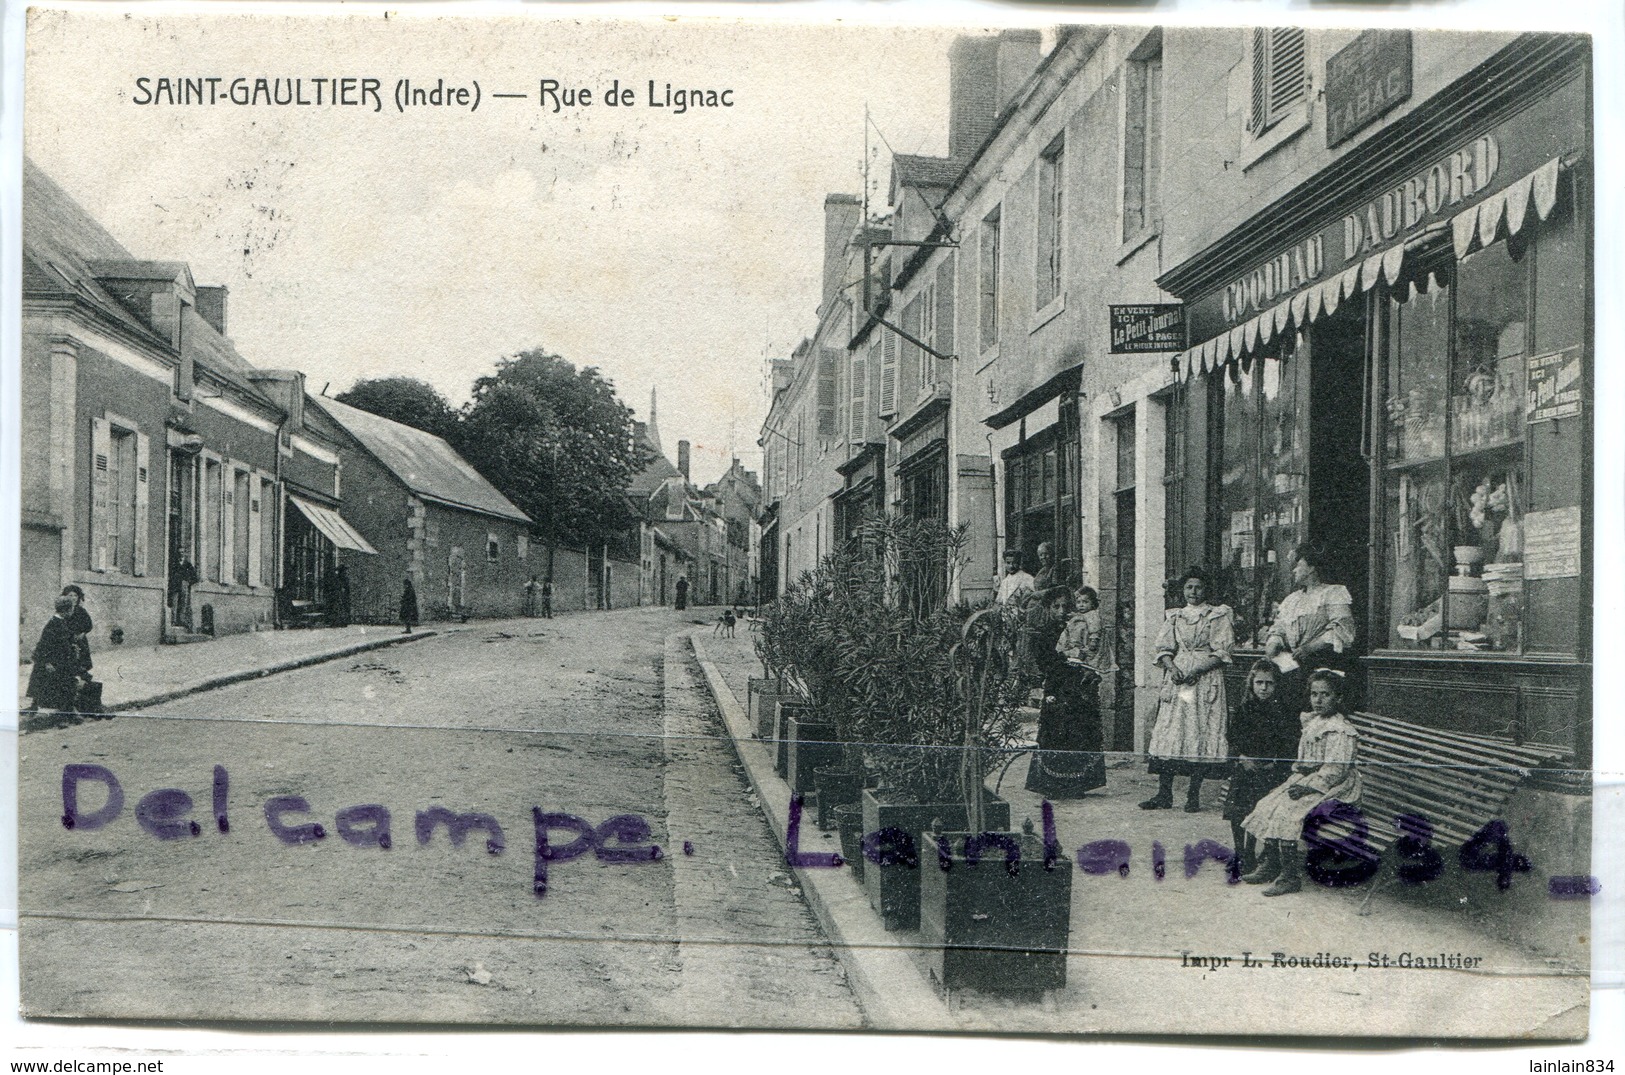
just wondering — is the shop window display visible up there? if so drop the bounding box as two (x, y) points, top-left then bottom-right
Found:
(1216, 337), (1305, 647)
(1384, 233), (1539, 653)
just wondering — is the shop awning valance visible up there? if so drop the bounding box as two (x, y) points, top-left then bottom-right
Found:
(1178, 155), (1566, 378)
(288, 494), (377, 554)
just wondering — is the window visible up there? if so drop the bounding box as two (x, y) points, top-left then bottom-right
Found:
(1037, 140), (1065, 307)
(203, 458), (222, 582)
(979, 207), (1002, 353)
(233, 470), (252, 585)
(518, 532), (529, 560)
(1378, 204), (1584, 658)
(916, 286), (937, 392)
(1003, 405), (1081, 578)
(260, 477), (277, 587)
(1214, 338), (1307, 647)
(935, 254), (956, 358)
(90, 418), (149, 575)
(900, 295), (922, 400)
(1123, 44), (1163, 242)
(487, 533), (501, 562)
(1250, 28), (1307, 136)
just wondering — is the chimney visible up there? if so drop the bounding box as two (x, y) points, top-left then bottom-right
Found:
(995, 30), (1043, 117)
(821, 193), (862, 312)
(678, 440), (691, 481)
(947, 36), (1000, 160)
(196, 286), (228, 336)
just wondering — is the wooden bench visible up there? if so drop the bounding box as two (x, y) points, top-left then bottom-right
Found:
(1314, 711), (1572, 912)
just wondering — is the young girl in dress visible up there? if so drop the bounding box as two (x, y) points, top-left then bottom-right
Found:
(1221, 660), (1298, 875)
(1241, 668), (1362, 896)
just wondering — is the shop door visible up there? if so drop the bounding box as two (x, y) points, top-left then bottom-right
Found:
(1307, 304), (1371, 639)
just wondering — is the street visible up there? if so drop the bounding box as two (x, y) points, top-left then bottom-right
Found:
(18, 609), (861, 1028)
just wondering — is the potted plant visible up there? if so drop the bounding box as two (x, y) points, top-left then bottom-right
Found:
(916, 604), (1073, 999)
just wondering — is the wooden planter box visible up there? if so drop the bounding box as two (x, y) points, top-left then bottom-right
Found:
(786, 714), (839, 795)
(860, 787), (1010, 932)
(919, 831), (1072, 999)
(773, 699), (810, 779)
(747, 679), (794, 741)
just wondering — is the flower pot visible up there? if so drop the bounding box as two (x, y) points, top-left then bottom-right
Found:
(860, 787), (1011, 932)
(748, 680), (793, 741)
(773, 698), (810, 779)
(814, 765), (865, 831)
(833, 801), (867, 881)
(919, 831), (1072, 999)
(786, 714), (839, 795)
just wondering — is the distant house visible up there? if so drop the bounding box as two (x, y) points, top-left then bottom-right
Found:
(311, 396), (534, 622)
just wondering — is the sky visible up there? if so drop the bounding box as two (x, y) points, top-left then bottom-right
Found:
(23, 10), (968, 485)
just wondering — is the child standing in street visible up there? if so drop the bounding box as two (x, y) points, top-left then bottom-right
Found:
(1222, 660), (1298, 875)
(1242, 668), (1362, 896)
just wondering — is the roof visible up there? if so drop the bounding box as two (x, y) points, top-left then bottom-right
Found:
(892, 153), (964, 190)
(23, 158), (281, 410)
(312, 396), (532, 525)
(625, 418), (682, 497)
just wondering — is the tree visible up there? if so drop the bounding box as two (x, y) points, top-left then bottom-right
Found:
(459, 350), (649, 549)
(334, 377), (458, 441)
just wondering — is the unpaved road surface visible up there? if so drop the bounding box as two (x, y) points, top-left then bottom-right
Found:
(19, 608), (860, 1029)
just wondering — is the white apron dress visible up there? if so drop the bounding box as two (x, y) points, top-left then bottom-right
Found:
(1243, 711), (1363, 846)
(1146, 603), (1235, 767)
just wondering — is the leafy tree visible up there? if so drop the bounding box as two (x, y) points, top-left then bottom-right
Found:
(334, 377), (459, 441)
(459, 349), (649, 549)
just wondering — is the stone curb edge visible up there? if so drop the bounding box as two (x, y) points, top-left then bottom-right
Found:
(109, 630), (441, 714)
(688, 629), (944, 1031)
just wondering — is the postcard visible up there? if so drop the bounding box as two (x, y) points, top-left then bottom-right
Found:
(13, 5), (1608, 1043)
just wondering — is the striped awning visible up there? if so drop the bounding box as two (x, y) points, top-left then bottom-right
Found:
(288, 494), (377, 554)
(1178, 156), (1565, 377)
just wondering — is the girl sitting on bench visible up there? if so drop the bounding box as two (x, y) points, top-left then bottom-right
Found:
(1241, 668), (1363, 896)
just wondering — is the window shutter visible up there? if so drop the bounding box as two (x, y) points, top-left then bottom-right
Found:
(936, 255), (955, 357)
(900, 297), (922, 399)
(1268, 29), (1307, 119)
(1252, 28), (1306, 133)
(90, 417), (111, 571)
(817, 349), (838, 438)
(220, 463), (236, 586)
(133, 431), (150, 576)
(247, 470), (263, 587)
(850, 348), (868, 443)
(880, 331), (898, 417)
(1250, 28), (1268, 132)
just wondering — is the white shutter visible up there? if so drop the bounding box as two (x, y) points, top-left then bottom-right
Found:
(247, 470), (263, 587)
(220, 463), (236, 585)
(850, 349), (868, 443)
(90, 417), (111, 571)
(936, 255), (956, 357)
(1268, 29), (1307, 119)
(880, 331), (898, 417)
(133, 431), (150, 576)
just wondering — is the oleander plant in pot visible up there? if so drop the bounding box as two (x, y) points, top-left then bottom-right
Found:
(917, 604), (1073, 1000)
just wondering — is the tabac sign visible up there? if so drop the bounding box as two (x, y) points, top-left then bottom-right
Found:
(1325, 30), (1413, 148)
(1109, 304), (1186, 354)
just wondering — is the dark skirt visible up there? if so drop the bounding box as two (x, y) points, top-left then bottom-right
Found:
(1025, 669), (1107, 798)
(25, 662), (77, 711)
(1221, 760), (1293, 822)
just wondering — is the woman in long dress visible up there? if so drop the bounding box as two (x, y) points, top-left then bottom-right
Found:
(1141, 566), (1234, 812)
(1025, 587), (1107, 798)
(1242, 668), (1362, 896)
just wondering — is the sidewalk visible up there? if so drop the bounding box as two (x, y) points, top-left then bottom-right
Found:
(16, 622), (448, 721)
(692, 629), (1588, 1037)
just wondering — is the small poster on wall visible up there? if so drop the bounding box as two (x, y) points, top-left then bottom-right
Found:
(1521, 505), (1583, 580)
(1526, 346), (1582, 424)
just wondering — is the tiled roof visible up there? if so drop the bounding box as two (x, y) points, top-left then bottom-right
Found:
(312, 396), (532, 524)
(22, 158), (279, 409)
(893, 153), (964, 190)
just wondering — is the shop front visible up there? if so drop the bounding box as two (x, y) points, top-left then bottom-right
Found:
(1157, 37), (1590, 763)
